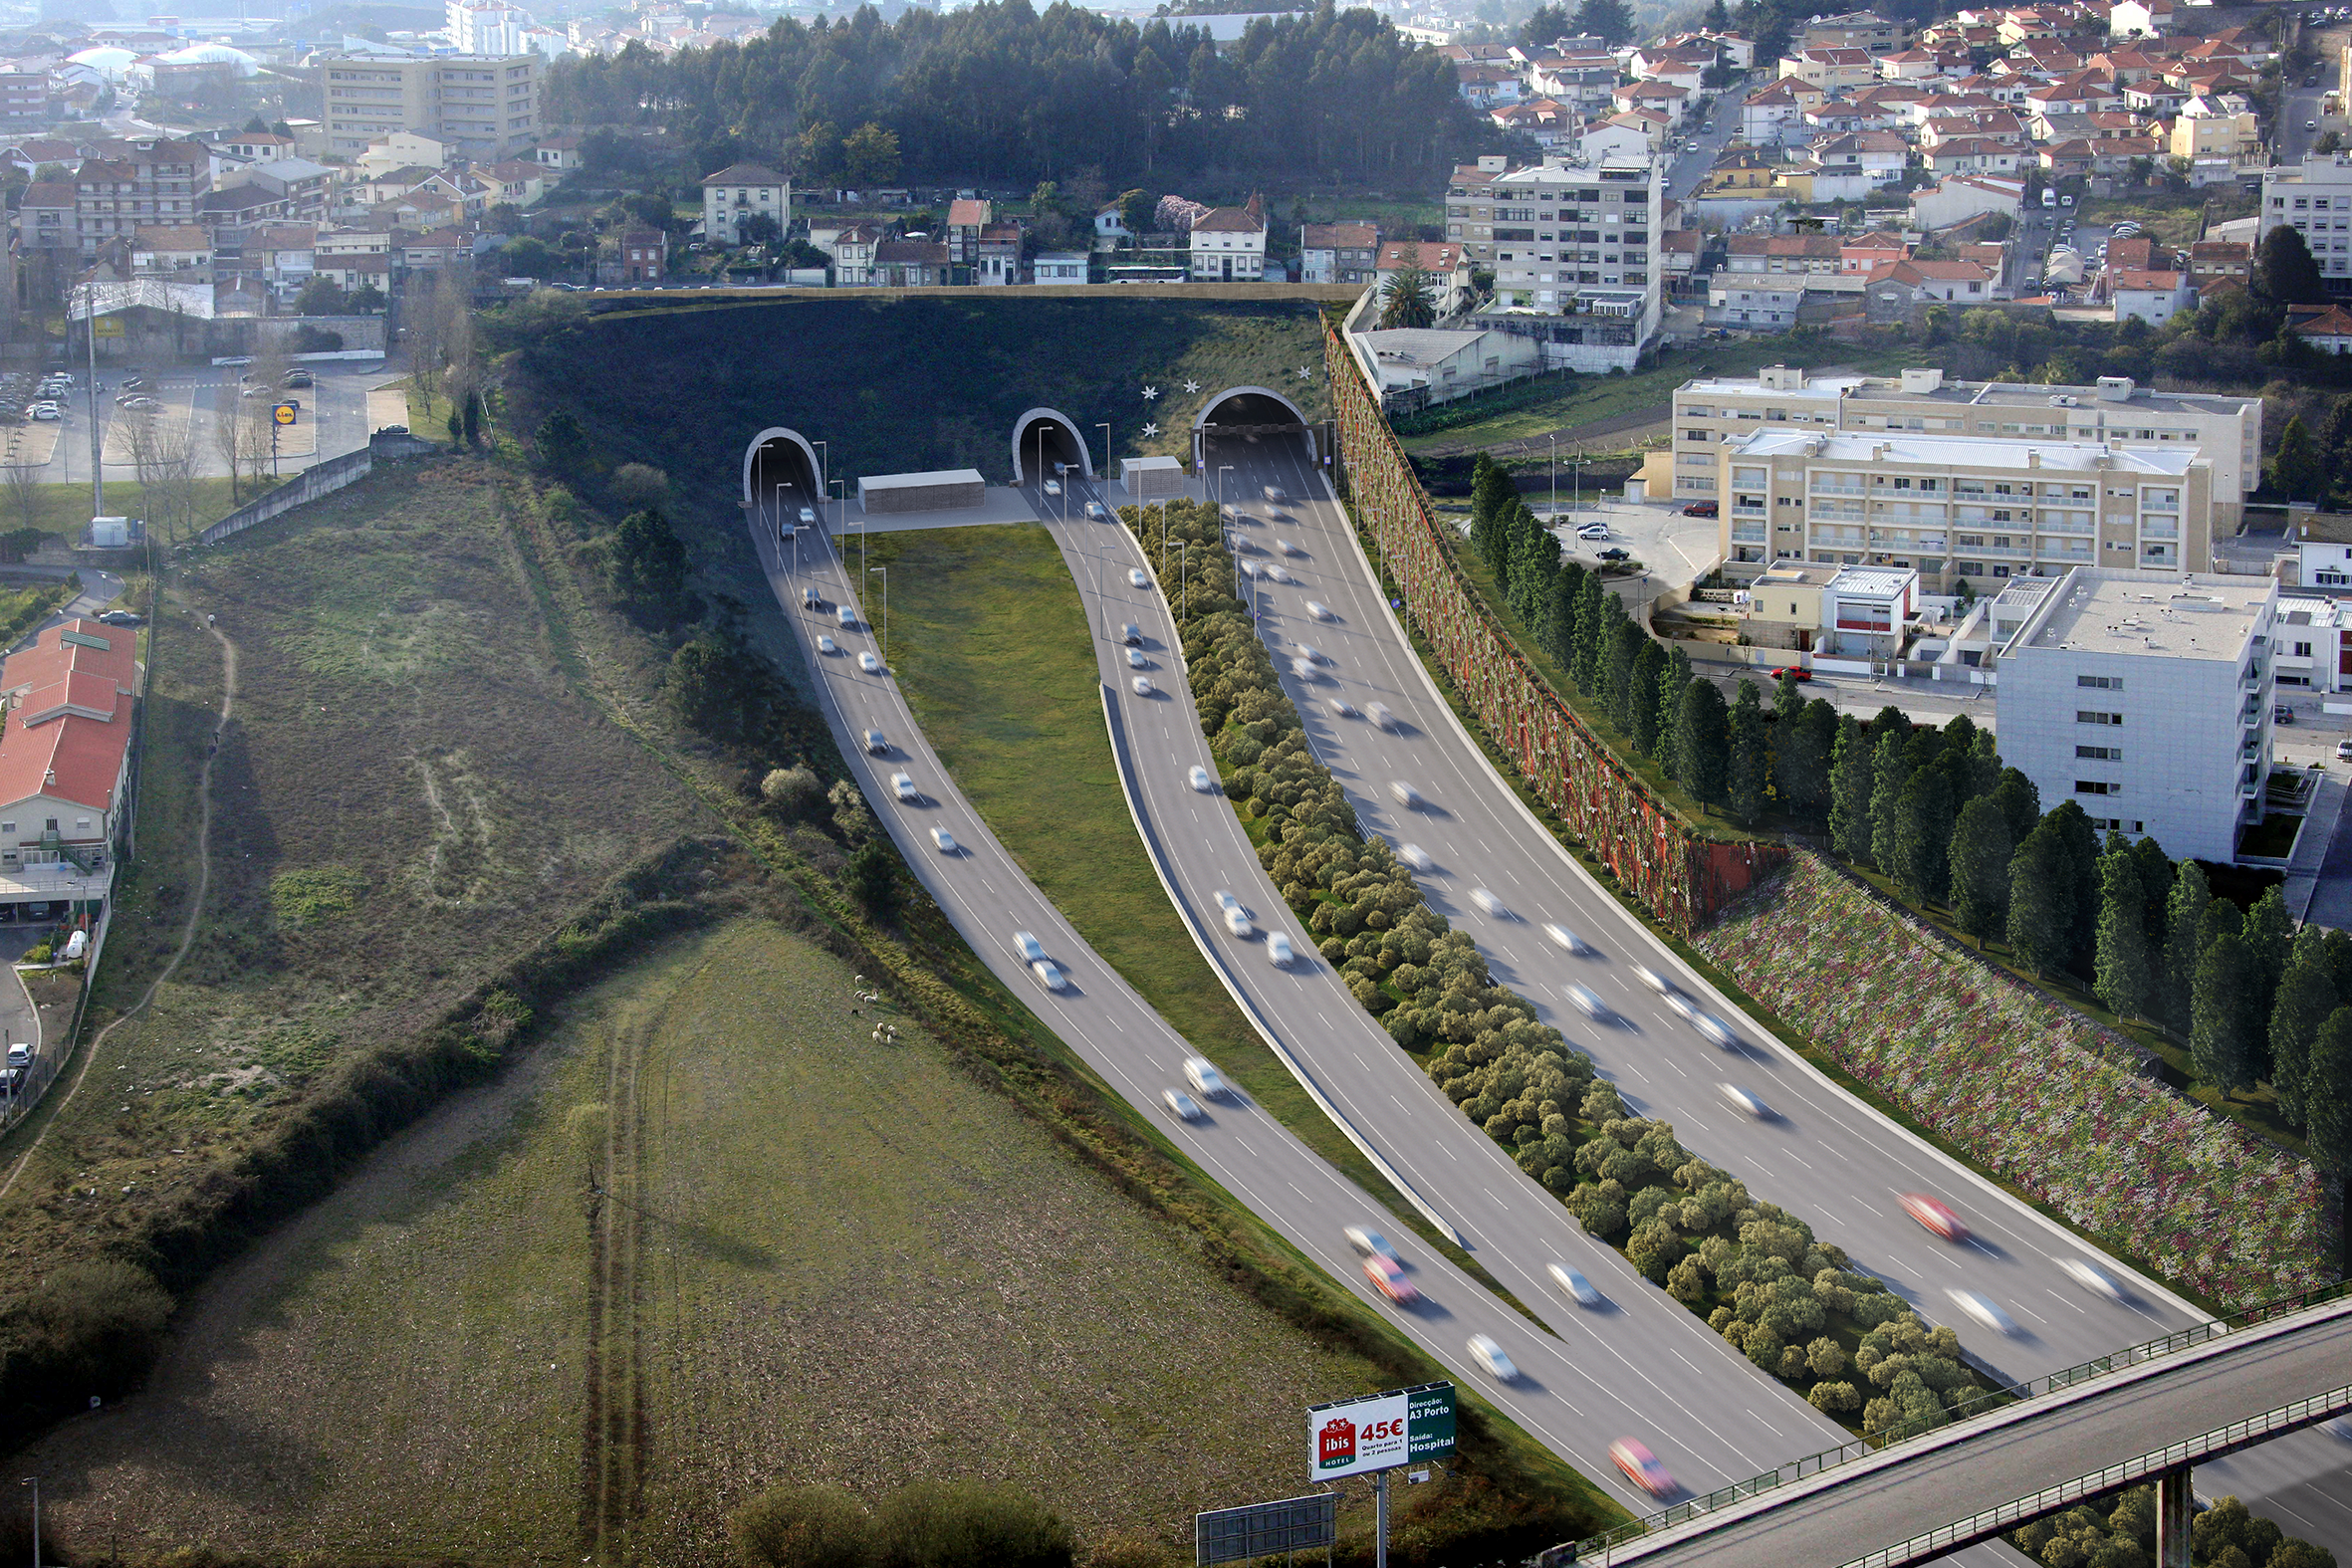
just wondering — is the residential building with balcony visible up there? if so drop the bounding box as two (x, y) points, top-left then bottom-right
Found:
(318, 54), (541, 159)
(73, 138), (208, 258)
(1991, 569), (2275, 861)
(1302, 222), (1380, 285)
(1472, 156), (1662, 372)
(1672, 364), (2259, 531)
(1711, 425), (2211, 598)
(2261, 156), (2352, 294)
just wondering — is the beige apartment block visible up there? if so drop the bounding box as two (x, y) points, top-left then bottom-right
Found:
(1672, 364), (2257, 533)
(1714, 427), (2211, 596)
(320, 54), (540, 159)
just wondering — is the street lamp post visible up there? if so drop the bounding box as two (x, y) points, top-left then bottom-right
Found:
(813, 439), (828, 513)
(1218, 464), (1234, 520)
(1548, 434), (1557, 518)
(869, 566), (887, 669)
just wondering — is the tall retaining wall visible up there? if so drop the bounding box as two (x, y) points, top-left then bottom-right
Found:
(195, 447), (373, 546)
(1321, 314), (1782, 935)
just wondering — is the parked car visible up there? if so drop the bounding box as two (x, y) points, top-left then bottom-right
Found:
(2275, 705), (2296, 725)
(1682, 501), (1718, 517)
(99, 610), (142, 627)
(285, 369), (314, 387)
(1596, 548), (1630, 562)
(1575, 523), (1610, 540)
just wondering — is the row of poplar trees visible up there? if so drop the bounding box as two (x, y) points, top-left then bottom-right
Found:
(1466, 454), (2352, 1169)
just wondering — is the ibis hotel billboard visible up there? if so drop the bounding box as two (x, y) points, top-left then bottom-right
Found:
(1307, 1383), (1456, 1480)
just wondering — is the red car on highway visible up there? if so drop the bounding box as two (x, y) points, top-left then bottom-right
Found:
(1899, 1192), (1969, 1241)
(1364, 1254), (1419, 1305)
(1610, 1439), (1676, 1497)
(1769, 666), (1812, 682)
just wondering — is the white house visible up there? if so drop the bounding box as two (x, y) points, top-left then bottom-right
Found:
(1909, 173), (2023, 230)
(1188, 195), (1268, 283)
(2110, 269), (2193, 326)
(1033, 251), (1087, 284)
(700, 161), (790, 246)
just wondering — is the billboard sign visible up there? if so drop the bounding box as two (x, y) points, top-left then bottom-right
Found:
(1195, 1494), (1336, 1566)
(273, 402), (299, 426)
(1307, 1383), (1456, 1480)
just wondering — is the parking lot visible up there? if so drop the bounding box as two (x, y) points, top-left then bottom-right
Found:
(1532, 493), (1725, 594)
(40, 360), (384, 486)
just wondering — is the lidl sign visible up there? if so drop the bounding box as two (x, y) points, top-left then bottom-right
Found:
(1307, 1383), (1455, 1479)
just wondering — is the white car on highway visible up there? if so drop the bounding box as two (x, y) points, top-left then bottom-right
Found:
(863, 729), (888, 755)
(1128, 567), (1150, 587)
(1189, 766), (1215, 792)
(1367, 703), (1394, 731)
(890, 772), (919, 802)
(1185, 1057), (1228, 1098)
(1305, 600), (1332, 620)
(1542, 923), (1587, 954)
(1084, 502), (1105, 520)
(859, 651), (881, 673)
(1131, 675), (1154, 696)
(1032, 959), (1068, 992)
(1694, 1013), (1739, 1050)
(1718, 1082), (1770, 1119)
(2058, 1257), (2126, 1302)
(1546, 1262), (1600, 1305)
(836, 604), (858, 628)
(930, 826), (958, 852)
(1267, 932), (1294, 967)
(1468, 887), (1509, 918)
(1044, 479), (1061, 495)
(817, 634), (838, 654)
(1279, 538), (1304, 557)
(1389, 781), (1423, 809)
(1947, 1288), (2018, 1337)
(1015, 931), (1048, 964)
(1346, 1227), (1401, 1262)
(1467, 1334), (1519, 1381)
(1634, 966), (1672, 995)
(1126, 647), (1147, 668)
(1396, 843), (1433, 872)
(1565, 983), (1608, 1020)
(1164, 1088), (1204, 1121)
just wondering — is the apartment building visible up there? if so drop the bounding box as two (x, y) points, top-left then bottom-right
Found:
(319, 54), (541, 158)
(2261, 156), (2352, 293)
(1991, 568), (2275, 861)
(1713, 426), (2210, 597)
(1467, 156), (1662, 371)
(1301, 222), (1380, 285)
(1673, 365), (2259, 529)
(701, 161), (790, 245)
(72, 138), (208, 257)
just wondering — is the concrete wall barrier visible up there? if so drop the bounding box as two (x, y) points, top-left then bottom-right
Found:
(195, 446), (373, 546)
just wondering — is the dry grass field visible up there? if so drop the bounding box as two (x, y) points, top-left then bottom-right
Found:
(19, 917), (1389, 1565)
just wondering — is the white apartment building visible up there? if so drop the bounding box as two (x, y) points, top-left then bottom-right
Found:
(1673, 365), (2259, 530)
(701, 162), (790, 245)
(1992, 569), (2275, 861)
(1714, 427), (2210, 595)
(1461, 156), (1663, 372)
(2270, 594), (2352, 693)
(447, 0), (529, 55)
(2261, 156), (2352, 291)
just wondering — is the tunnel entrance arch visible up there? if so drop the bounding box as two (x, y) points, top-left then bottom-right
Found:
(1010, 408), (1094, 483)
(1192, 386), (1317, 470)
(743, 428), (825, 532)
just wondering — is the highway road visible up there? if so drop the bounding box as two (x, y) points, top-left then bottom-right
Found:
(1019, 471), (1891, 1499)
(1188, 422), (2352, 1550)
(741, 482), (1850, 1520)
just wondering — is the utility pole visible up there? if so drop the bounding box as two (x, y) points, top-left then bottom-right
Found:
(83, 285), (102, 523)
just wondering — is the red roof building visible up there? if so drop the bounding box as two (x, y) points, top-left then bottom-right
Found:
(0, 618), (136, 896)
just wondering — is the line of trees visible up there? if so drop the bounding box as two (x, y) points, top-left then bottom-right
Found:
(1466, 455), (2352, 1171)
(544, 0), (1495, 188)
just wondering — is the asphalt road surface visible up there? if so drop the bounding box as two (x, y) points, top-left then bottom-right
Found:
(744, 481), (1857, 1521)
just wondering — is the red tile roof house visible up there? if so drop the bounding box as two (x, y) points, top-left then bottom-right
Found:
(0, 618), (136, 917)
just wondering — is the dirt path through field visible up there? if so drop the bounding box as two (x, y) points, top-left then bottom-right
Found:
(0, 609), (236, 1204)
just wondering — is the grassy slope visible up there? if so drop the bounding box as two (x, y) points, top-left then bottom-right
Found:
(856, 523), (1527, 1289)
(1396, 339), (1923, 457)
(0, 464), (711, 1294)
(24, 917), (1394, 1564)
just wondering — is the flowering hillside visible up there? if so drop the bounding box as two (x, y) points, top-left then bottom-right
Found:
(1695, 853), (2335, 1307)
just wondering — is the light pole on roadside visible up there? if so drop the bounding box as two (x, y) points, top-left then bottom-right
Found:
(1217, 464), (1233, 520)
(1548, 433), (1557, 518)
(869, 566), (887, 669)
(775, 481), (787, 545)
(813, 439), (828, 515)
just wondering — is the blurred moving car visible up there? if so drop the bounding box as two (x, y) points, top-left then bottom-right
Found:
(930, 826), (957, 852)
(1566, 984), (1607, 1019)
(1899, 1192), (1969, 1241)
(1718, 1082), (1770, 1118)
(1543, 923), (1588, 954)
(1389, 781), (1423, 809)
(1267, 932), (1294, 966)
(890, 772), (919, 801)
(1015, 931), (1048, 963)
(1467, 1333), (1517, 1380)
(1469, 887), (1508, 917)
(817, 634), (838, 654)
(2058, 1256), (2125, 1302)
(1346, 1227), (1401, 1262)
(1185, 1056), (1228, 1098)
(1396, 842), (1433, 872)
(1947, 1287), (2018, 1336)
(1610, 1439), (1675, 1497)
(1189, 766), (1214, 791)
(1164, 1088), (1204, 1121)
(1128, 567), (1150, 587)
(1547, 1261), (1600, 1305)
(1031, 959), (1067, 991)
(1365, 1253), (1418, 1304)
(858, 652), (881, 673)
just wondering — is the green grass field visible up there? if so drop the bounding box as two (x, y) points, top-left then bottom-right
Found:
(853, 523), (1515, 1278)
(21, 917), (1396, 1563)
(1398, 339), (1925, 458)
(0, 463), (711, 1314)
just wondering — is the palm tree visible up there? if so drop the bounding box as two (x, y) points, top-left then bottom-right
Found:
(1379, 264), (1437, 329)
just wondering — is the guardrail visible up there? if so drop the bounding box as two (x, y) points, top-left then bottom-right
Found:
(1546, 1276), (2352, 1565)
(1844, 1383), (2352, 1568)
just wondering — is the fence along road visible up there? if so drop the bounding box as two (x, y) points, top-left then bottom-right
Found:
(1230, 420), (2352, 1546)
(743, 501), (1796, 1517)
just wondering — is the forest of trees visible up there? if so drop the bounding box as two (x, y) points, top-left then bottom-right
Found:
(1468, 453), (2352, 1172)
(543, 0), (1496, 189)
